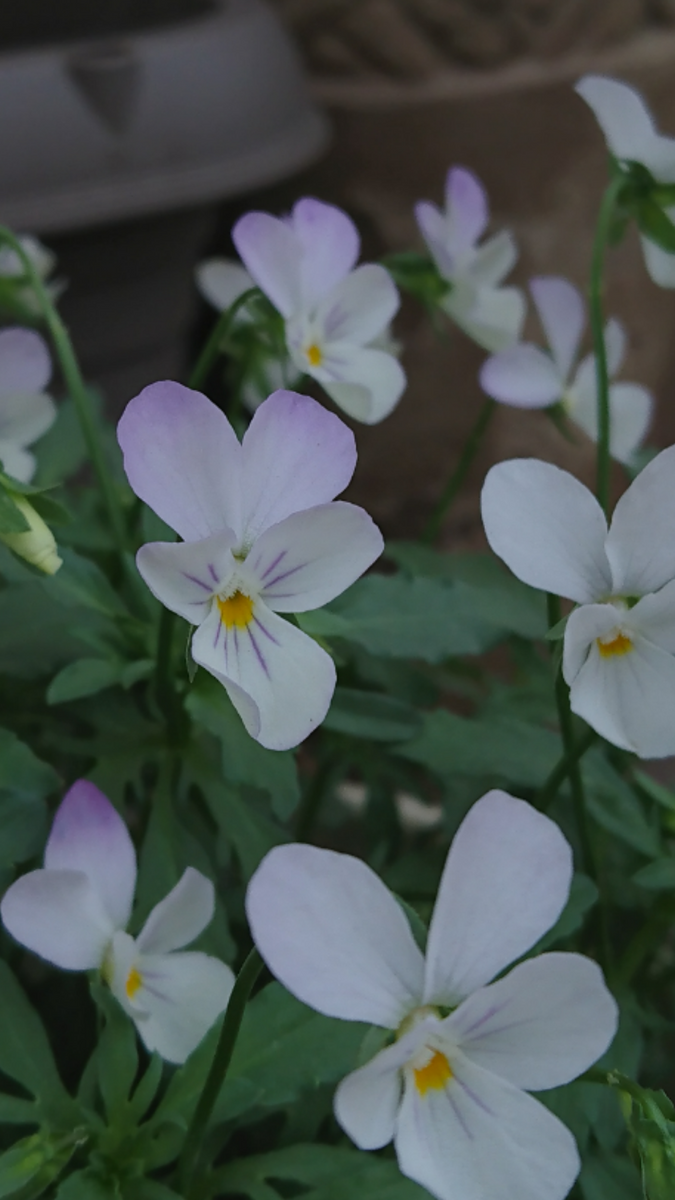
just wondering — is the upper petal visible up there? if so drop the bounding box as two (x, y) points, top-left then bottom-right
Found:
(395, 1054), (580, 1200)
(415, 200), (453, 277)
(118, 382), (242, 542)
(315, 264), (399, 346)
(334, 1027), (424, 1150)
(470, 230), (518, 287)
(575, 75), (657, 162)
(247, 501), (383, 612)
(232, 211), (301, 318)
(321, 346), (407, 424)
(446, 952), (618, 1091)
(137, 868), (215, 954)
(291, 198), (360, 306)
(480, 344), (563, 408)
(0, 328), (51, 397)
(445, 166), (489, 256)
(135, 531), (236, 625)
(1, 869), (114, 970)
(246, 843), (425, 1027)
(481, 459), (612, 603)
(44, 780), (136, 930)
(240, 391), (357, 544)
(605, 444), (675, 595)
(423, 792), (572, 1006)
(450, 285), (526, 352)
(530, 277), (584, 381)
(630, 576), (675, 653)
(132, 950), (234, 1063)
(195, 258), (255, 314)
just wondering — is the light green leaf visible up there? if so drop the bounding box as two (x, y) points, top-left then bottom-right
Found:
(0, 1130), (81, 1199)
(47, 658), (122, 704)
(323, 687), (422, 742)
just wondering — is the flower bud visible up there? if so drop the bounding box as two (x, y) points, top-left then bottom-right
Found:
(1, 495), (62, 574)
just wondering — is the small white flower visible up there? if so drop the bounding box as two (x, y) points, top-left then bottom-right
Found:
(1, 781), (234, 1064)
(576, 75), (675, 287)
(415, 166), (525, 352)
(232, 198), (406, 424)
(482, 447), (675, 757)
(0, 328), (56, 483)
(118, 384), (384, 750)
(246, 791), (618, 1200)
(480, 277), (652, 463)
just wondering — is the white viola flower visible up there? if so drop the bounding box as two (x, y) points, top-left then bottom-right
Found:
(480, 277), (652, 464)
(415, 166), (526, 352)
(247, 791), (618, 1200)
(576, 75), (675, 288)
(482, 447), (675, 757)
(118, 384), (383, 751)
(232, 198), (405, 424)
(0, 780), (234, 1064)
(0, 327), (56, 483)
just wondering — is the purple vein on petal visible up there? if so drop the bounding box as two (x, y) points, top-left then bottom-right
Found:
(182, 571), (213, 593)
(264, 562), (307, 590)
(213, 619), (222, 651)
(260, 549), (288, 581)
(448, 1089), (475, 1140)
(457, 1075), (495, 1118)
(208, 562), (219, 584)
(459, 1002), (509, 1039)
(253, 614), (281, 646)
(247, 626), (271, 678)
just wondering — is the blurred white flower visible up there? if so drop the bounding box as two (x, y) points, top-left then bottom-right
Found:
(0, 327), (56, 483)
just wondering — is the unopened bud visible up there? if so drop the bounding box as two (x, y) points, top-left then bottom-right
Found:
(1, 495), (62, 574)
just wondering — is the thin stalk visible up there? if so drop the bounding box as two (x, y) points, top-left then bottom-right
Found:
(0, 227), (128, 555)
(533, 726), (597, 812)
(178, 947), (264, 1195)
(423, 398), (495, 544)
(188, 288), (259, 392)
(588, 177), (623, 516)
(154, 607), (184, 744)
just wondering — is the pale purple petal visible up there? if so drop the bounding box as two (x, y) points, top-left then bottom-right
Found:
(415, 200), (453, 277)
(315, 264), (399, 346)
(562, 602), (620, 686)
(136, 531), (237, 624)
(480, 344), (562, 408)
(423, 792), (572, 1006)
(606, 444), (675, 595)
(232, 211), (301, 318)
(629, 576), (675, 653)
(246, 843), (425, 1026)
(321, 345), (406, 424)
(530, 277), (584, 381)
(445, 166), (489, 256)
(240, 390), (356, 543)
(195, 259), (255, 314)
(0, 328), (51, 397)
(291, 198), (360, 306)
(44, 780), (136, 930)
(137, 868), (215, 954)
(1, 869), (114, 970)
(246, 501), (383, 612)
(118, 382), (242, 542)
(132, 950), (234, 1063)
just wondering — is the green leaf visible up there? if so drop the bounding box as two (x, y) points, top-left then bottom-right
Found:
(0, 727), (58, 801)
(55, 1170), (117, 1200)
(580, 1150), (642, 1200)
(609, 1074), (675, 1200)
(632, 858), (675, 890)
(323, 687), (422, 742)
(195, 767), (286, 879)
(537, 873), (599, 948)
(396, 709), (561, 789)
(0, 1096), (38, 1125)
(47, 658), (122, 704)
(637, 197), (675, 253)
(91, 984), (139, 1120)
(0, 1132), (79, 1200)
(583, 754), (660, 858)
(44, 548), (130, 621)
(0, 581), (109, 679)
(0, 961), (75, 1122)
(186, 675), (300, 820)
(213, 1145), (428, 1200)
(0, 728), (56, 866)
(0, 488), (30, 535)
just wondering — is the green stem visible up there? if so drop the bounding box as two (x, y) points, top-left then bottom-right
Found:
(533, 726), (597, 812)
(294, 758), (341, 843)
(155, 607), (184, 744)
(423, 398), (495, 544)
(178, 947), (264, 1195)
(589, 177), (623, 517)
(0, 227), (128, 555)
(189, 288), (259, 392)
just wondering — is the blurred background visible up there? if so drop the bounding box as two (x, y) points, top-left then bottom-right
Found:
(2, 0), (675, 543)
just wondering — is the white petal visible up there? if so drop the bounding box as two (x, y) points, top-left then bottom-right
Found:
(395, 1053), (580, 1200)
(195, 259), (255, 314)
(481, 459), (611, 603)
(569, 368), (652, 464)
(137, 868), (215, 954)
(604, 317), (625, 377)
(530, 277), (584, 380)
(334, 1028), (423, 1150)
(291, 197), (360, 306)
(630, 577), (675, 653)
(641, 234), (675, 288)
(313, 264), (399, 346)
(1, 869), (114, 970)
(448, 285), (525, 352)
(246, 843), (425, 1027)
(470, 231), (518, 288)
(423, 792), (572, 1006)
(562, 602), (621, 686)
(117, 382), (242, 543)
(0, 442), (36, 484)
(240, 390), (357, 544)
(446, 952), (618, 1091)
(133, 950), (234, 1064)
(232, 211), (301, 318)
(135, 532), (236, 624)
(575, 75), (657, 162)
(605, 444), (675, 595)
(480, 344), (562, 408)
(0, 390), (56, 451)
(246, 501), (383, 612)
(321, 346), (406, 424)
(44, 780), (136, 930)
(192, 602), (337, 750)
(0, 328), (51, 396)
(415, 200), (453, 278)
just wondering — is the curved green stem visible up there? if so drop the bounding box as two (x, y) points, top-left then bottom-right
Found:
(423, 398), (495, 544)
(589, 177), (623, 516)
(0, 227), (128, 555)
(533, 726), (597, 813)
(178, 947), (264, 1195)
(189, 288), (259, 392)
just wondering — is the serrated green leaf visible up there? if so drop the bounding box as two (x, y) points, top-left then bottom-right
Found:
(0, 962), (75, 1122)
(0, 727), (58, 800)
(212, 1145), (428, 1200)
(47, 658), (122, 705)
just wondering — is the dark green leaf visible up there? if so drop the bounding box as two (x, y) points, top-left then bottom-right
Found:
(584, 754), (660, 858)
(0, 962), (75, 1122)
(637, 197), (675, 253)
(632, 858), (675, 890)
(91, 984), (139, 1120)
(55, 1170), (117, 1200)
(323, 688), (422, 742)
(44, 548), (130, 621)
(537, 874), (599, 948)
(213, 1145), (428, 1200)
(396, 709), (561, 789)
(580, 1150), (642, 1200)
(47, 658), (122, 705)
(0, 728), (58, 801)
(0, 1132), (79, 1200)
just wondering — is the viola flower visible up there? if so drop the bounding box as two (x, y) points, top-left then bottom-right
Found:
(415, 166), (526, 352)
(575, 75), (675, 287)
(118, 385), (383, 750)
(482, 446), (675, 757)
(480, 277), (652, 464)
(1, 781), (233, 1063)
(232, 198), (405, 424)
(246, 791), (618, 1200)
(0, 327), (56, 483)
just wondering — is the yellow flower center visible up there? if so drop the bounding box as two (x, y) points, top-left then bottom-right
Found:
(306, 343), (323, 367)
(597, 631), (634, 658)
(217, 590), (254, 629)
(414, 1050), (453, 1095)
(126, 967), (143, 999)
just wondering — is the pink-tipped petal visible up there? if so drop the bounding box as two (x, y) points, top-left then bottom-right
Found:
(445, 166), (489, 255)
(232, 211), (301, 318)
(291, 198), (360, 306)
(1, 869), (114, 970)
(529, 277), (584, 381)
(137, 868), (215, 955)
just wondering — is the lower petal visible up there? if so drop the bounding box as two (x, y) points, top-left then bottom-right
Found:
(334, 1029), (425, 1150)
(132, 950), (235, 1064)
(641, 234), (675, 288)
(450, 286), (525, 353)
(395, 1055), (580, 1200)
(321, 346), (406, 424)
(480, 343), (562, 408)
(136, 532), (236, 625)
(192, 602), (336, 750)
(1, 869), (114, 971)
(0, 441), (36, 484)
